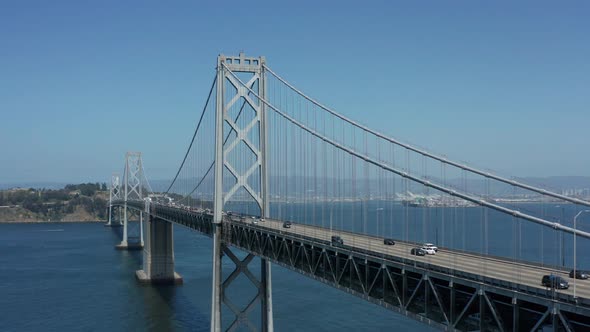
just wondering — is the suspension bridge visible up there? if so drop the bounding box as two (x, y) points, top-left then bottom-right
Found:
(106, 53), (590, 331)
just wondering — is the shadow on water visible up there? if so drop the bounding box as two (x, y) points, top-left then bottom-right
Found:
(107, 221), (209, 331)
(108, 224), (123, 239)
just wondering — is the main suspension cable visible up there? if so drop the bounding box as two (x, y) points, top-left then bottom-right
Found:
(165, 75), (217, 194)
(262, 64), (590, 208)
(176, 82), (254, 204)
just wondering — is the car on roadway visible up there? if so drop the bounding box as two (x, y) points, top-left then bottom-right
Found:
(283, 222), (292, 228)
(260, 218), (265, 222)
(251, 219), (258, 225)
(423, 243), (438, 252)
(421, 246), (436, 255)
(569, 270), (589, 280)
(383, 238), (395, 245)
(410, 248), (426, 256)
(331, 235), (344, 246)
(542, 275), (569, 289)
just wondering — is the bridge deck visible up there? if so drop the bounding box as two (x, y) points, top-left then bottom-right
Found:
(120, 200), (590, 302)
(117, 201), (590, 328)
(236, 216), (590, 301)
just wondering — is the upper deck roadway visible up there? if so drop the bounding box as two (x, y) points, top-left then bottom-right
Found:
(242, 216), (590, 300)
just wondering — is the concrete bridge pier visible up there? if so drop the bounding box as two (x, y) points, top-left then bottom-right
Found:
(135, 203), (182, 285)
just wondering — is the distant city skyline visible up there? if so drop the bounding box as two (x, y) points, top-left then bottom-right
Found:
(1, 1), (589, 183)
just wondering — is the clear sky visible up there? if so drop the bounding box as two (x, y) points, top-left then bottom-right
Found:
(1, 1), (589, 184)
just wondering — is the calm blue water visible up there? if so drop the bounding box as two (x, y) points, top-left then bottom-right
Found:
(0, 222), (435, 332)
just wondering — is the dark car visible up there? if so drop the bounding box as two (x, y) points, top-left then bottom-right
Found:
(383, 238), (395, 245)
(331, 235), (344, 245)
(283, 222), (292, 228)
(410, 248), (426, 256)
(569, 270), (589, 280)
(542, 275), (569, 289)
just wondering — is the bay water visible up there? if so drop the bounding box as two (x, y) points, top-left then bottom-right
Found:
(0, 222), (435, 331)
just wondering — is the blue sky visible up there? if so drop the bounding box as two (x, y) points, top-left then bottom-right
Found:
(1, 1), (589, 184)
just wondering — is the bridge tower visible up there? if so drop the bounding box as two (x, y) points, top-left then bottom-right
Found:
(116, 152), (144, 250)
(105, 172), (122, 227)
(212, 53), (273, 331)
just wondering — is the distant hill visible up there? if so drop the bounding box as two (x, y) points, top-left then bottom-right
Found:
(0, 182), (68, 190)
(514, 176), (590, 191)
(0, 183), (108, 222)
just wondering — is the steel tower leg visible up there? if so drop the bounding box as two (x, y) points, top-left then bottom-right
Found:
(121, 155), (130, 246)
(107, 203), (112, 225)
(139, 211), (144, 246)
(211, 53), (273, 332)
(121, 201), (128, 245)
(211, 53), (225, 332)
(261, 259), (274, 332)
(259, 57), (274, 332)
(211, 224), (222, 332)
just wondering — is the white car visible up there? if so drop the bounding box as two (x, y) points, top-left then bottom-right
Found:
(423, 243), (438, 252)
(421, 246), (436, 255)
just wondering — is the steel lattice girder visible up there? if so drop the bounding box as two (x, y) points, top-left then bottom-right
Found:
(223, 221), (590, 332)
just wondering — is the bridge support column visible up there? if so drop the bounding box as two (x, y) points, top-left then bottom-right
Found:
(115, 204), (143, 250)
(135, 208), (182, 285)
(512, 297), (519, 332)
(552, 306), (559, 331)
(261, 258), (274, 332)
(116, 202), (129, 248)
(211, 224), (222, 332)
(210, 225), (274, 332)
(139, 211), (144, 247)
(478, 288), (485, 332)
(449, 281), (455, 325)
(424, 275), (430, 318)
(402, 269), (407, 307)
